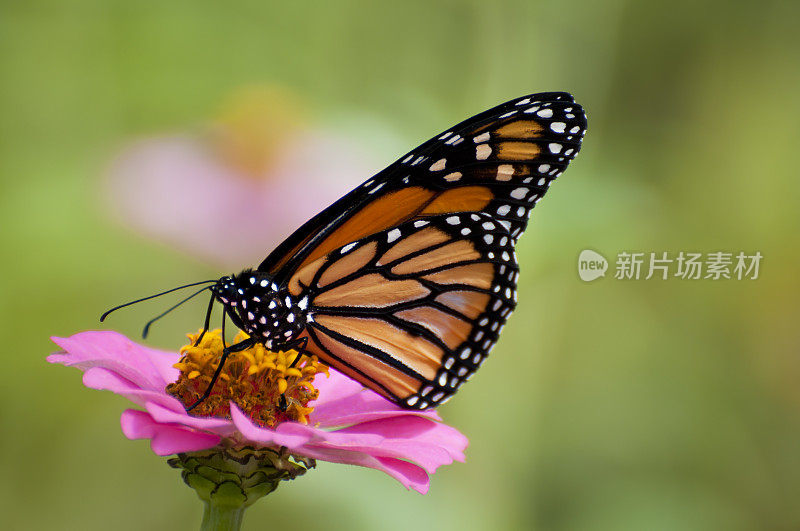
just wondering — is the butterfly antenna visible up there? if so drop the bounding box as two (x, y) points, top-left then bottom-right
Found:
(100, 279), (217, 322)
(142, 285), (213, 339)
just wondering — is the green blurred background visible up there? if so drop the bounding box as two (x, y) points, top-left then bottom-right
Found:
(2, 1), (799, 529)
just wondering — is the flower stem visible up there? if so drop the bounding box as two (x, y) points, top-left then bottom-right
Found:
(168, 446), (315, 531)
(201, 501), (246, 531)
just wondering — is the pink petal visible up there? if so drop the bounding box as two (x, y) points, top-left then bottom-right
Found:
(338, 415), (469, 462)
(120, 409), (220, 456)
(229, 403), (321, 448)
(297, 445), (431, 494)
(145, 401), (236, 434)
(310, 370), (441, 427)
(50, 331), (179, 392)
(81, 367), (184, 411)
(316, 416), (465, 473)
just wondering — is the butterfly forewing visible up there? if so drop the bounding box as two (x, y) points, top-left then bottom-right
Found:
(293, 213), (519, 409)
(258, 92), (586, 282)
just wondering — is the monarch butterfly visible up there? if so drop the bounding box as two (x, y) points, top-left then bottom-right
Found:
(102, 92), (587, 411)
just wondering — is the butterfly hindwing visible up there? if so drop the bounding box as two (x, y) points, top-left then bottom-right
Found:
(292, 212), (519, 409)
(258, 92), (586, 283)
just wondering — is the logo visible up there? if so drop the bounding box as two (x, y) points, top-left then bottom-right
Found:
(578, 249), (608, 282)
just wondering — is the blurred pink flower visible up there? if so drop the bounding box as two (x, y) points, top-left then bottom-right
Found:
(105, 86), (394, 268)
(48, 331), (468, 494)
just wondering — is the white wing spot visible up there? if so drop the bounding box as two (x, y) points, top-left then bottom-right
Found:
(473, 132), (490, 143)
(387, 228), (402, 243)
(476, 144), (492, 160)
(414, 220), (430, 228)
(499, 110), (517, 118)
(548, 143), (562, 154)
(550, 122), (566, 133)
(444, 171), (462, 182)
(510, 187), (528, 199)
(496, 164), (514, 181)
(429, 158), (447, 172)
(484, 234), (494, 244)
(340, 242), (357, 254)
(446, 215), (461, 225)
(536, 108), (554, 118)
(497, 204), (511, 216)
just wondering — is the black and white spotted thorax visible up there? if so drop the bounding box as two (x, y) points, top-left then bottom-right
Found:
(211, 270), (308, 349)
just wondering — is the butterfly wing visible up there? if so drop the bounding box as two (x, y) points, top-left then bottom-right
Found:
(258, 92), (586, 283)
(290, 213), (518, 409)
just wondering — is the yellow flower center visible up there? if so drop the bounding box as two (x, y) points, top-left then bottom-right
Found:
(166, 329), (328, 427)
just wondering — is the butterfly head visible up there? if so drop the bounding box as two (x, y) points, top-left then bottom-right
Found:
(209, 274), (247, 307)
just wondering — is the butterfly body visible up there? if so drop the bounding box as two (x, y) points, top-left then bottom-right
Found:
(210, 272), (308, 350)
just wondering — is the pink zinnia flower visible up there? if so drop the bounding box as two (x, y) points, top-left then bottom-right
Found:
(48, 330), (468, 494)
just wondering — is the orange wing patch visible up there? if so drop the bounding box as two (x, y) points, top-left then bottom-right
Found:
(422, 262), (494, 289)
(495, 141), (541, 161)
(317, 241), (378, 288)
(394, 307), (472, 350)
(313, 314), (443, 380)
(377, 227), (450, 266)
(313, 273), (430, 308)
(419, 186), (494, 215)
(434, 291), (492, 320)
(306, 329), (420, 399)
(391, 240), (481, 276)
(298, 186), (436, 270)
(287, 255), (326, 295)
(494, 120), (544, 138)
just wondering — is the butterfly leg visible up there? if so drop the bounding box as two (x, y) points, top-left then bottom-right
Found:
(286, 336), (309, 369)
(276, 336), (309, 412)
(185, 336), (257, 411)
(192, 292), (216, 347)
